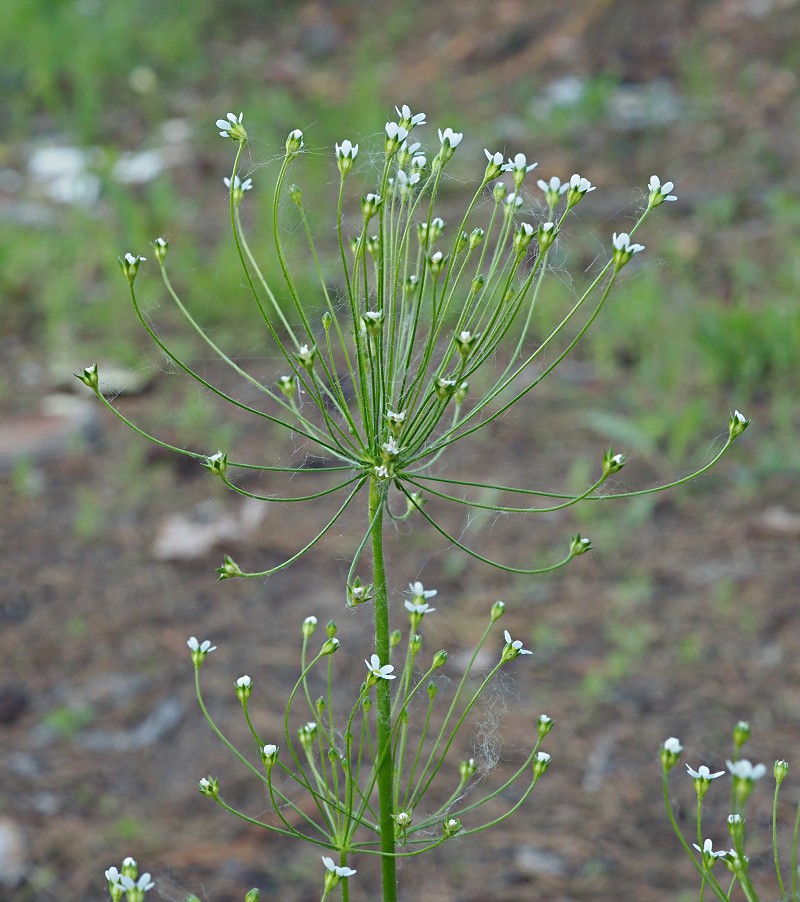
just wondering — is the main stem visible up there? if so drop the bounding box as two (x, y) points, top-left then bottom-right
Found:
(369, 476), (398, 902)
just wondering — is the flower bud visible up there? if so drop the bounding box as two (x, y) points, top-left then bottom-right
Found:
(278, 374), (295, 398)
(347, 578), (373, 607)
(602, 448), (627, 478)
(362, 193), (383, 222)
(492, 180), (507, 203)
(454, 381), (469, 405)
(513, 222), (535, 257)
(198, 775), (220, 799)
(490, 600), (505, 622)
(537, 714), (554, 739)
(298, 721), (317, 751)
(660, 737), (683, 771)
(729, 410), (750, 440)
(410, 633), (422, 656)
(435, 377), (456, 401)
(326, 620), (337, 638)
(469, 227), (485, 249)
(285, 128), (304, 157)
(296, 344), (316, 373)
(774, 759), (789, 783)
(427, 250), (447, 279)
(390, 629), (402, 649)
(322, 311), (332, 331)
(261, 744), (278, 770)
(361, 310), (384, 337)
(569, 534), (592, 557)
(427, 681), (438, 700)
(119, 252), (146, 285)
(537, 221), (557, 250)
(443, 817), (461, 838)
(289, 183), (303, 206)
(245, 889), (261, 902)
(235, 674), (252, 703)
(335, 139), (359, 177)
(432, 649), (448, 669)
(302, 615), (318, 638)
(733, 720), (750, 750)
(459, 758), (476, 781)
(152, 236), (169, 264)
(320, 637), (340, 656)
(203, 451), (227, 479)
(533, 750), (551, 779)
(75, 364), (99, 390)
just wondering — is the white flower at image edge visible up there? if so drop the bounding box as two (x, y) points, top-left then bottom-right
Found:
(663, 737), (683, 755)
(365, 653), (396, 680)
(322, 856), (357, 878)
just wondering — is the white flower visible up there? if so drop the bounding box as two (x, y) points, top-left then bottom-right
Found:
(395, 104), (426, 127)
(503, 152), (537, 175)
(235, 675), (252, 689)
(505, 192), (523, 209)
(663, 737), (683, 755)
(117, 873), (155, 893)
(484, 149), (504, 166)
(335, 139), (359, 160)
(567, 173), (595, 196)
(693, 838), (727, 860)
(409, 581), (437, 600)
(105, 867), (122, 885)
(404, 599), (435, 616)
(382, 438), (400, 456)
(365, 653), (396, 680)
(394, 810), (412, 826)
(537, 175), (568, 196)
(411, 153), (427, 169)
(535, 751), (551, 764)
(386, 409), (406, 425)
(686, 763), (725, 780)
(263, 743), (277, 757)
(396, 170), (420, 190)
(438, 127), (463, 148)
(187, 636), (217, 654)
(648, 174), (677, 204)
(216, 111), (244, 139)
(612, 232), (645, 254)
(503, 629), (533, 658)
(122, 858), (136, 868)
(124, 252), (146, 266)
(322, 856), (357, 878)
(726, 759), (767, 781)
(374, 464), (390, 479)
(223, 175), (253, 192)
(385, 121), (409, 143)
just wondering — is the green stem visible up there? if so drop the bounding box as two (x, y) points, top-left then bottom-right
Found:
(369, 476), (398, 902)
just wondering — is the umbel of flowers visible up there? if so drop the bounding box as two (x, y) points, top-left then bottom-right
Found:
(82, 105), (748, 902)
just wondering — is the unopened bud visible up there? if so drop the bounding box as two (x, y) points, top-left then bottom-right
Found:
(432, 649), (448, 669)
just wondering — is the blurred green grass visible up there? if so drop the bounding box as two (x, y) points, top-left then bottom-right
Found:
(2, 0), (797, 480)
